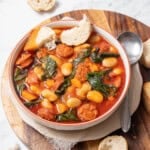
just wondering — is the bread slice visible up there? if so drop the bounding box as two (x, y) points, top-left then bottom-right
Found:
(98, 135), (128, 150)
(140, 39), (150, 68)
(24, 26), (56, 51)
(27, 0), (55, 12)
(36, 26), (56, 48)
(60, 15), (92, 46)
(143, 82), (150, 114)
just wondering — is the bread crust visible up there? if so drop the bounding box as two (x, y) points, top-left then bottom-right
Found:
(27, 0), (55, 12)
(143, 82), (150, 114)
(140, 39), (150, 68)
(98, 135), (128, 150)
(60, 15), (92, 46)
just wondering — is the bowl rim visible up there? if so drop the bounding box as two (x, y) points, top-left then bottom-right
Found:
(7, 19), (131, 129)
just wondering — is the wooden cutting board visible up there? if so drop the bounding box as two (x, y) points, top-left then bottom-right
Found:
(1, 10), (150, 150)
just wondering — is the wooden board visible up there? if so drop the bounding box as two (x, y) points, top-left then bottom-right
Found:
(1, 10), (150, 150)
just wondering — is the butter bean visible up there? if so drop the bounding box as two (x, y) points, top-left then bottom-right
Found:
(61, 62), (73, 76)
(87, 90), (103, 103)
(67, 98), (81, 108)
(41, 89), (58, 101)
(56, 103), (68, 114)
(102, 57), (118, 68)
(33, 66), (44, 79)
(41, 99), (53, 109)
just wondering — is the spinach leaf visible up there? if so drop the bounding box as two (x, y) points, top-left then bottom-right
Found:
(41, 56), (57, 80)
(87, 70), (117, 97)
(24, 99), (42, 107)
(56, 109), (78, 122)
(73, 48), (92, 66)
(14, 67), (27, 94)
(14, 67), (27, 82)
(55, 68), (76, 95)
(100, 52), (120, 58)
(90, 48), (119, 63)
(16, 82), (26, 95)
(55, 79), (71, 95)
(90, 48), (102, 63)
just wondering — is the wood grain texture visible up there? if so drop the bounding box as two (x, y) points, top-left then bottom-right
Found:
(1, 10), (150, 150)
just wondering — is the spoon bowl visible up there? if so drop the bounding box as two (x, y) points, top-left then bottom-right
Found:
(118, 32), (143, 65)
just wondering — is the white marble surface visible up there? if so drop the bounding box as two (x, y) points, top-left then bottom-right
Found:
(0, 0), (150, 149)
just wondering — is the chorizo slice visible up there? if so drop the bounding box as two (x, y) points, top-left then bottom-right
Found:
(56, 44), (74, 58)
(75, 62), (90, 82)
(37, 107), (55, 121)
(77, 102), (98, 121)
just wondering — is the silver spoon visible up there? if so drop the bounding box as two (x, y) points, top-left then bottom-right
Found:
(117, 32), (143, 132)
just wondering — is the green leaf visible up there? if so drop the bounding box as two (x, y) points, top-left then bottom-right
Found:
(56, 109), (78, 122)
(16, 82), (26, 95)
(14, 67), (27, 95)
(24, 99), (42, 107)
(90, 48), (120, 63)
(100, 52), (120, 58)
(41, 56), (57, 80)
(90, 48), (102, 63)
(14, 67), (27, 82)
(73, 48), (92, 66)
(87, 70), (117, 97)
(55, 79), (71, 95)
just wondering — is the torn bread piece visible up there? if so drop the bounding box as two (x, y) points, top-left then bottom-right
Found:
(24, 26), (56, 51)
(36, 26), (56, 50)
(60, 15), (92, 46)
(140, 39), (150, 68)
(98, 135), (128, 150)
(143, 82), (150, 114)
(27, 0), (55, 12)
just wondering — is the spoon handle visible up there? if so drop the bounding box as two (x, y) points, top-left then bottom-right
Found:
(121, 91), (131, 132)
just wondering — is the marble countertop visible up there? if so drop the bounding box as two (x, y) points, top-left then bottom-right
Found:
(0, 0), (150, 149)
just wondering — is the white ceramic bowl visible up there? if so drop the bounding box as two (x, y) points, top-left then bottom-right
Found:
(8, 19), (131, 130)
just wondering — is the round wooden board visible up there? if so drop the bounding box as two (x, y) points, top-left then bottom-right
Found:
(1, 10), (150, 150)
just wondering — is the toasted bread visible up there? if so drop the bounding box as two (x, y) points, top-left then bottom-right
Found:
(143, 82), (150, 114)
(36, 26), (56, 47)
(24, 26), (56, 51)
(140, 39), (150, 68)
(60, 15), (92, 46)
(98, 135), (128, 150)
(27, 0), (55, 12)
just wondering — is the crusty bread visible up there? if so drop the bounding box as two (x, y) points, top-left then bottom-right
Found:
(24, 26), (56, 51)
(36, 26), (56, 47)
(98, 135), (128, 150)
(27, 0), (55, 12)
(60, 15), (92, 46)
(143, 82), (150, 114)
(140, 39), (150, 68)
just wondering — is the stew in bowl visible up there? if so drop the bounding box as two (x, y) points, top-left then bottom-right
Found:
(9, 15), (130, 130)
